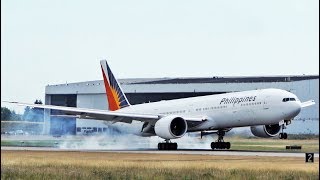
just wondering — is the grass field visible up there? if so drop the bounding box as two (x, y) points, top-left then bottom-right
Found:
(228, 136), (319, 152)
(1, 150), (319, 180)
(1, 135), (318, 152)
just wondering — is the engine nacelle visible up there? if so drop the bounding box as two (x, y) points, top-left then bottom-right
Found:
(154, 116), (188, 139)
(250, 124), (281, 138)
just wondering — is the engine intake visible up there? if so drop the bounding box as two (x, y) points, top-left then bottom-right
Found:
(250, 124), (281, 138)
(154, 116), (187, 139)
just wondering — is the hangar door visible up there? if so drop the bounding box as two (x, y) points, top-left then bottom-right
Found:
(49, 94), (77, 135)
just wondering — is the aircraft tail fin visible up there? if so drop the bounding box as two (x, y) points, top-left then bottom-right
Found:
(100, 60), (130, 111)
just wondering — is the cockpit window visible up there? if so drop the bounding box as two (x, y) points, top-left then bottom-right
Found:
(282, 98), (296, 102)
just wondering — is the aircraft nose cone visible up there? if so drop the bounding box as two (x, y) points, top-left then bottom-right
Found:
(290, 103), (301, 117)
(283, 102), (301, 119)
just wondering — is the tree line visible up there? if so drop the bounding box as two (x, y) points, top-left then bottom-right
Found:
(1, 99), (44, 122)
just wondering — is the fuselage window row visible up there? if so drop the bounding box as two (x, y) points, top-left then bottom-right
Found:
(161, 101), (264, 115)
(240, 102), (262, 106)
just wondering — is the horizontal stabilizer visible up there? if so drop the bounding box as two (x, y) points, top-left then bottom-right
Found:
(301, 100), (315, 108)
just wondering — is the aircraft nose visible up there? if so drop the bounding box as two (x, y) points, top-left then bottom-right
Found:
(290, 102), (301, 117)
(283, 102), (301, 119)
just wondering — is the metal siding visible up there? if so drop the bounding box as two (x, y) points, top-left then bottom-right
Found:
(76, 94), (109, 130)
(77, 94), (108, 110)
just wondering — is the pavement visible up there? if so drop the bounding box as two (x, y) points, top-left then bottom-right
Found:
(2, 146), (319, 158)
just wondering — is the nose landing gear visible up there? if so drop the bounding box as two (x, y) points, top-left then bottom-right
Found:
(279, 120), (290, 139)
(279, 132), (287, 139)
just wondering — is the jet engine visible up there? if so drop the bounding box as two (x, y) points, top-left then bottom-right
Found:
(250, 124), (281, 138)
(154, 116), (188, 139)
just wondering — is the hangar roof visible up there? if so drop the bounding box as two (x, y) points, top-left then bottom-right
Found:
(126, 75), (319, 84)
(47, 75), (319, 87)
(45, 75), (319, 95)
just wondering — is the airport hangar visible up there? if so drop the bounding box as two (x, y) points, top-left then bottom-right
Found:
(43, 75), (319, 135)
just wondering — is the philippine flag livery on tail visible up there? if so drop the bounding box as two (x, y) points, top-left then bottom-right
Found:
(100, 60), (130, 111)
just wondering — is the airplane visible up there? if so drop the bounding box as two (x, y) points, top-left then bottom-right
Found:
(4, 60), (315, 150)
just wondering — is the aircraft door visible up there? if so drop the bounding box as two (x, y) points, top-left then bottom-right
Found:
(263, 96), (270, 110)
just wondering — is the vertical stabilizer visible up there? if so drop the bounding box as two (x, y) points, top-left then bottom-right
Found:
(100, 60), (130, 111)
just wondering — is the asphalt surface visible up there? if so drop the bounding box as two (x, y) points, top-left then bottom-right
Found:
(1, 146), (319, 158)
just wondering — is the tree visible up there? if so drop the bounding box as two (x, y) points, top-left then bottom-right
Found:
(1, 107), (11, 120)
(34, 99), (43, 104)
(1, 107), (21, 121)
(22, 99), (44, 122)
(33, 99), (44, 122)
(10, 110), (21, 121)
(23, 106), (31, 121)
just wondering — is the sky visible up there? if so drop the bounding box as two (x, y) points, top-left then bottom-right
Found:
(1, 0), (319, 112)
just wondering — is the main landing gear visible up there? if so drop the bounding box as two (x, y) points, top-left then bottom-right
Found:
(158, 140), (178, 150)
(211, 130), (231, 150)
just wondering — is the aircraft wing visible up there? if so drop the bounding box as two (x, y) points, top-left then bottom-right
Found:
(301, 100), (316, 108)
(3, 101), (205, 123)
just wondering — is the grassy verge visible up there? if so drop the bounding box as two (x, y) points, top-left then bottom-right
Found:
(1, 136), (319, 152)
(1, 140), (61, 147)
(227, 136), (319, 152)
(2, 164), (317, 180)
(1, 150), (319, 180)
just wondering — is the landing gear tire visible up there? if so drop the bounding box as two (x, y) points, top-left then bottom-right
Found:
(279, 133), (288, 139)
(279, 123), (288, 139)
(211, 142), (231, 150)
(158, 142), (178, 150)
(226, 142), (231, 149)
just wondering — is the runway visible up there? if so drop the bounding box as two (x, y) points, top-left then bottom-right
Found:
(2, 146), (319, 158)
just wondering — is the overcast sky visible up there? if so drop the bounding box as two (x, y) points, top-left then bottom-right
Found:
(1, 0), (319, 111)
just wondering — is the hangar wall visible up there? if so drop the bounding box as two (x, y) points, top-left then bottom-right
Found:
(44, 76), (319, 135)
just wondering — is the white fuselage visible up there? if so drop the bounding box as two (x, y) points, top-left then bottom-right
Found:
(115, 88), (301, 135)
